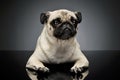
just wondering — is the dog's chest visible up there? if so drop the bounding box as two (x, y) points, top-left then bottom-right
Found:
(47, 46), (73, 63)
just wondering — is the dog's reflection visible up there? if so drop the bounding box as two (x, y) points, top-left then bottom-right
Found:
(27, 68), (88, 80)
(26, 62), (88, 80)
(37, 71), (84, 80)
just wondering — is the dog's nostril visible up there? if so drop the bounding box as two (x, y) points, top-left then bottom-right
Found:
(64, 28), (71, 34)
(64, 28), (69, 31)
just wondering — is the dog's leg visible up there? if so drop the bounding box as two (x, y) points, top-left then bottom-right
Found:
(71, 59), (89, 80)
(26, 56), (49, 80)
(71, 59), (88, 72)
(71, 51), (89, 79)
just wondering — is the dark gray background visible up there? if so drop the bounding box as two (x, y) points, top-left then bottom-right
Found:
(0, 1), (120, 80)
(1, 0), (120, 50)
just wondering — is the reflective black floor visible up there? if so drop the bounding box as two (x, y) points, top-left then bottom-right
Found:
(0, 51), (120, 80)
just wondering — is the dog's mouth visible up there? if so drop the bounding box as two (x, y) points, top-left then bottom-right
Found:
(60, 28), (73, 40)
(53, 23), (76, 40)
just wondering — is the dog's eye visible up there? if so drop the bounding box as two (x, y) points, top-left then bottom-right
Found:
(71, 17), (77, 24)
(53, 18), (61, 25)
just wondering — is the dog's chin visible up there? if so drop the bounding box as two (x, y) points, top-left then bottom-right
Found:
(58, 34), (73, 40)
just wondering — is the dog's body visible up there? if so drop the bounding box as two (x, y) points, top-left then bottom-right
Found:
(26, 9), (89, 80)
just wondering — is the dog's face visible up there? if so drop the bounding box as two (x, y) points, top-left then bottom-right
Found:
(40, 9), (82, 40)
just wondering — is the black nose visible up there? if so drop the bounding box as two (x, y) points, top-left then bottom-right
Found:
(61, 23), (73, 35)
(63, 28), (71, 35)
(62, 23), (72, 30)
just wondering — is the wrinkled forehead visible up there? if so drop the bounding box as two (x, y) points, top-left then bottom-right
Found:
(49, 10), (77, 21)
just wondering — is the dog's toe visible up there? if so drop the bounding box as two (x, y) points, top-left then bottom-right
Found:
(38, 67), (49, 72)
(71, 66), (88, 73)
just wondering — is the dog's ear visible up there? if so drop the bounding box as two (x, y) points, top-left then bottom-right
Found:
(40, 12), (49, 24)
(75, 12), (82, 23)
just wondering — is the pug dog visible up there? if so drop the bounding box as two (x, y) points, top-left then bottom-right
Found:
(26, 9), (89, 80)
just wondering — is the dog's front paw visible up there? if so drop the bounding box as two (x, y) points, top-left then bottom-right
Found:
(38, 66), (49, 72)
(26, 65), (49, 73)
(71, 66), (83, 73)
(71, 66), (88, 73)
